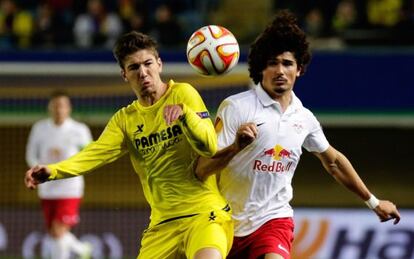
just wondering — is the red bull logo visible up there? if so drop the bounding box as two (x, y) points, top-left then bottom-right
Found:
(262, 148), (276, 157)
(255, 144), (293, 173)
(253, 160), (293, 173)
(261, 144), (291, 160)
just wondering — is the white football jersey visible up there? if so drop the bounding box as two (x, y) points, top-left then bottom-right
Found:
(26, 118), (92, 199)
(216, 85), (329, 236)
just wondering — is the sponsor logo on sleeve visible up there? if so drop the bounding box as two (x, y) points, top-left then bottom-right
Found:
(196, 111), (210, 119)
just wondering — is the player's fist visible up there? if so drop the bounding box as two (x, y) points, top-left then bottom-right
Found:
(24, 165), (51, 190)
(374, 200), (401, 225)
(164, 104), (184, 125)
(235, 123), (258, 150)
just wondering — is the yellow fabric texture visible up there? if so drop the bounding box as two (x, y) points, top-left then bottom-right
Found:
(48, 80), (227, 227)
(138, 208), (233, 259)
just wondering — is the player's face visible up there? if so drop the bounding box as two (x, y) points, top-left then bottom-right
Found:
(261, 51), (301, 99)
(121, 49), (164, 99)
(48, 96), (71, 125)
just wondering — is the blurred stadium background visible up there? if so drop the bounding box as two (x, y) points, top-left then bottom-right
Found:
(1, 0), (414, 258)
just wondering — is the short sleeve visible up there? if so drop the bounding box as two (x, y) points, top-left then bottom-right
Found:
(216, 99), (241, 149)
(302, 113), (330, 153)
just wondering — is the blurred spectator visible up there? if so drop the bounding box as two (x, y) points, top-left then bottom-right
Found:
(73, 0), (123, 49)
(398, 0), (414, 28)
(367, 0), (403, 27)
(0, 0), (33, 48)
(1, 0), (412, 50)
(304, 8), (325, 38)
(150, 4), (184, 47)
(32, 2), (55, 47)
(210, 0), (273, 43)
(274, 0), (337, 37)
(118, 0), (150, 33)
(332, 0), (358, 33)
(32, 2), (73, 48)
(124, 12), (149, 33)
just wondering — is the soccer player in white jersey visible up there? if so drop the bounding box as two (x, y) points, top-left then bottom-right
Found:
(26, 90), (92, 259)
(196, 10), (401, 259)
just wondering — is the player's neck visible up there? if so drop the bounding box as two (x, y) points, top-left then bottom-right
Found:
(53, 118), (67, 126)
(274, 92), (292, 113)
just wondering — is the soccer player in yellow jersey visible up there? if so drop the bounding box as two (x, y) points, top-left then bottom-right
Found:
(24, 31), (233, 259)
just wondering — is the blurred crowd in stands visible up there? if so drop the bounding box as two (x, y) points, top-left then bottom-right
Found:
(1, 0), (414, 50)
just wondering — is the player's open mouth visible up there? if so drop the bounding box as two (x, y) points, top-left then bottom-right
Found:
(141, 81), (151, 87)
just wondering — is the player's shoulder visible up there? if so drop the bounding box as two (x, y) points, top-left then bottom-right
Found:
(67, 118), (90, 131)
(31, 118), (51, 131)
(292, 99), (320, 126)
(170, 80), (193, 89)
(223, 89), (256, 107)
(33, 118), (49, 126)
(170, 80), (197, 94)
(291, 93), (313, 115)
(123, 100), (138, 114)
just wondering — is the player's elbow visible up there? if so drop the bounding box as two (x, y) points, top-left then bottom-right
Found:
(196, 141), (217, 158)
(324, 162), (340, 177)
(194, 167), (207, 181)
(195, 155), (215, 181)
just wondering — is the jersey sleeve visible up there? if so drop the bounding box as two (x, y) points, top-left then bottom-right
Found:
(48, 111), (128, 180)
(215, 99), (240, 150)
(176, 84), (217, 157)
(302, 112), (330, 153)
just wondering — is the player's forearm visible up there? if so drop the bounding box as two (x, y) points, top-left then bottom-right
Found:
(180, 104), (217, 157)
(48, 140), (126, 180)
(325, 151), (371, 201)
(195, 143), (240, 181)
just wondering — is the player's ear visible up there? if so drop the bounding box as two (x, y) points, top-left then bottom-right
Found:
(121, 70), (128, 82)
(158, 57), (163, 72)
(296, 65), (302, 77)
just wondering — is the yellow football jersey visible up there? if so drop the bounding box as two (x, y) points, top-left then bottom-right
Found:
(47, 80), (227, 226)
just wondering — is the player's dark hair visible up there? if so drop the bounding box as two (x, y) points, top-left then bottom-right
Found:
(248, 10), (311, 85)
(113, 31), (159, 69)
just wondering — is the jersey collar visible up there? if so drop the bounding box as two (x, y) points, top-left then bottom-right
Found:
(254, 84), (303, 112)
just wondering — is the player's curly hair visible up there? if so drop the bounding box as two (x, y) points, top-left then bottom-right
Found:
(248, 10), (311, 85)
(113, 31), (159, 69)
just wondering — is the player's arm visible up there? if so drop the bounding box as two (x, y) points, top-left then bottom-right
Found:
(164, 103), (217, 157)
(195, 122), (257, 181)
(24, 111), (128, 189)
(164, 84), (219, 157)
(47, 112), (128, 180)
(313, 146), (401, 224)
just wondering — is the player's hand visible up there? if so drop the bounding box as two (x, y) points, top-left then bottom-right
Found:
(373, 200), (401, 225)
(235, 123), (258, 151)
(164, 104), (184, 125)
(24, 165), (51, 190)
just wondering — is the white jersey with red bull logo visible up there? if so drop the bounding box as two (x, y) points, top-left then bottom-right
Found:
(216, 85), (329, 236)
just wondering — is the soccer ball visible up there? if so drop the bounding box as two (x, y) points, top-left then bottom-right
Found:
(186, 25), (239, 76)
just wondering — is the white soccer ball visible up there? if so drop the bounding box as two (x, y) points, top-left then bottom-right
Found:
(186, 25), (240, 76)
